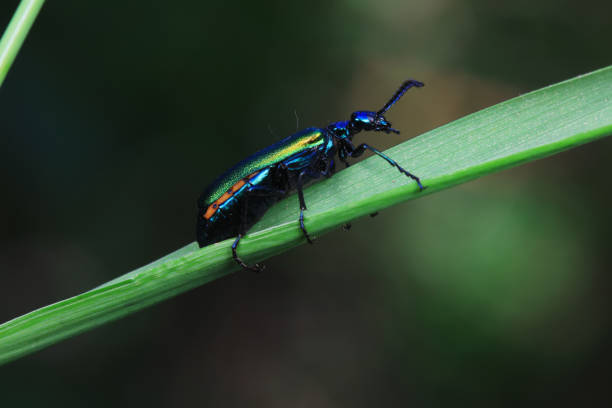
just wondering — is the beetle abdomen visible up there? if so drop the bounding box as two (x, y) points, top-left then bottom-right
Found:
(197, 168), (279, 247)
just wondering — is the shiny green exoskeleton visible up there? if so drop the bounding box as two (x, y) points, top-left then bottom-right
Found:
(197, 79), (425, 271)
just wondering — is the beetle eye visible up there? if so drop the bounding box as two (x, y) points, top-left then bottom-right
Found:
(351, 111), (378, 129)
(375, 115), (390, 128)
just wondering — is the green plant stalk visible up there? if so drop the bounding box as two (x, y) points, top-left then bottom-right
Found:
(0, 0), (45, 87)
(1, 66), (612, 366)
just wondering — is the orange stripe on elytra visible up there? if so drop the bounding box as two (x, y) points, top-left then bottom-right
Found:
(202, 171), (261, 220)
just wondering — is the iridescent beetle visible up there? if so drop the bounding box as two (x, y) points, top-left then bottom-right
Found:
(197, 79), (425, 271)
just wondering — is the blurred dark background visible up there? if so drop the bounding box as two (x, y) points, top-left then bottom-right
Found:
(1, 0), (611, 406)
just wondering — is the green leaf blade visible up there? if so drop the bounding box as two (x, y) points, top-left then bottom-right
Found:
(1, 66), (611, 366)
(0, 0), (45, 87)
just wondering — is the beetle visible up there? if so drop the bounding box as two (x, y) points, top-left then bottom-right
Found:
(197, 79), (425, 271)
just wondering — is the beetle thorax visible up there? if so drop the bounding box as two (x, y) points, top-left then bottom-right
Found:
(327, 120), (351, 141)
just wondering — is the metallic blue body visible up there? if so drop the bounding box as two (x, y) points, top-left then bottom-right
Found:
(196, 79), (425, 271)
(197, 127), (335, 247)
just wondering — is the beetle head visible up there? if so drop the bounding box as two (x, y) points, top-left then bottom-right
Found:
(349, 111), (399, 134)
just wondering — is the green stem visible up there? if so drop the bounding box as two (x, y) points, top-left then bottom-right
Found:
(0, 0), (45, 87)
(1, 66), (611, 366)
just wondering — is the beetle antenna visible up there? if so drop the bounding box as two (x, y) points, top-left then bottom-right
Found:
(294, 109), (300, 131)
(377, 79), (424, 116)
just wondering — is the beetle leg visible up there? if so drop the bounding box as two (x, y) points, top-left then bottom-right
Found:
(345, 141), (424, 191)
(320, 157), (335, 178)
(337, 145), (351, 168)
(232, 198), (265, 273)
(276, 163), (291, 187)
(232, 234), (264, 273)
(297, 170), (314, 244)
